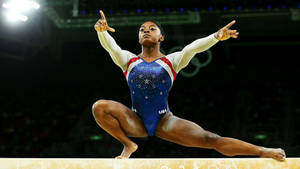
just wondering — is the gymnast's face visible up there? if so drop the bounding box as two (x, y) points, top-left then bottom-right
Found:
(138, 21), (164, 47)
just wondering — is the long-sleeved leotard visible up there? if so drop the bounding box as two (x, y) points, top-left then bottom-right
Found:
(97, 31), (219, 136)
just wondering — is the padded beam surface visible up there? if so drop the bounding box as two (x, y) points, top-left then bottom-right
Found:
(0, 158), (299, 169)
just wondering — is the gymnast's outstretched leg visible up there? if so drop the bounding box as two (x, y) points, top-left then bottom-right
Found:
(156, 112), (286, 161)
(92, 99), (147, 158)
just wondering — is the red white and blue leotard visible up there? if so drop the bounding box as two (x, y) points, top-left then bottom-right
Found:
(97, 31), (218, 136)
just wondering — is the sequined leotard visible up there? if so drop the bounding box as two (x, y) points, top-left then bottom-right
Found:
(97, 31), (218, 136)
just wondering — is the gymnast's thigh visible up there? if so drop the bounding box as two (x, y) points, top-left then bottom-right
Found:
(93, 99), (148, 137)
(155, 112), (217, 148)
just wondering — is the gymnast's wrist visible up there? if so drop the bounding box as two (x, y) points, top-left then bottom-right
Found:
(214, 32), (220, 40)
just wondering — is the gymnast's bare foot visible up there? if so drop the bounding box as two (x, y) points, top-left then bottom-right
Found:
(260, 147), (286, 161)
(115, 142), (138, 159)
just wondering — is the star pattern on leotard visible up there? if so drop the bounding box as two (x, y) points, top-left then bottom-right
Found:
(128, 62), (173, 109)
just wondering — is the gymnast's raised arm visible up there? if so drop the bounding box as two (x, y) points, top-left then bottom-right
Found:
(170, 20), (239, 72)
(94, 10), (133, 71)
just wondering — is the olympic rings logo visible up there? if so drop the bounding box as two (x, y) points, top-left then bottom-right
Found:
(161, 46), (213, 78)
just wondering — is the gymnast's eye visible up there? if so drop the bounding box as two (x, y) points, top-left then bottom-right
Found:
(150, 28), (156, 31)
(140, 28), (144, 32)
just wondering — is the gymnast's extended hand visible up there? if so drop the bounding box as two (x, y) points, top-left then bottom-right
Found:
(215, 20), (239, 41)
(94, 10), (115, 32)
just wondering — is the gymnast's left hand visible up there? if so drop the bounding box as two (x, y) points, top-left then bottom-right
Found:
(215, 20), (239, 41)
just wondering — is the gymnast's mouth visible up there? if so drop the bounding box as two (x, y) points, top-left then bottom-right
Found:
(143, 34), (151, 38)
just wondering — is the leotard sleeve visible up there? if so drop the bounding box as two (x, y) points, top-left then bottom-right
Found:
(97, 31), (136, 72)
(166, 33), (219, 73)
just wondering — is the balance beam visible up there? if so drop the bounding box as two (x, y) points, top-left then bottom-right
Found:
(0, 158), (299, 169)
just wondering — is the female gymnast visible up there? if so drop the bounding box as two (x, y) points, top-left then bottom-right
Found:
(92, 10), (286, 160)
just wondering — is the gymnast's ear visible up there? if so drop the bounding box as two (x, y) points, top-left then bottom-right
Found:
(159, 35), (164, 42)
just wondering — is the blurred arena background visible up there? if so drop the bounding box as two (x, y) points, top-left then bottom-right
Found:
(0, 0), (299, 158)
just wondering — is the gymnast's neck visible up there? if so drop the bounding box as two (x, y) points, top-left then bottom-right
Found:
(139, 43), (164, 60)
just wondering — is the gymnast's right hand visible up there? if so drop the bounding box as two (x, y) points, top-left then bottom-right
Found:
(94, 10), (115, 32)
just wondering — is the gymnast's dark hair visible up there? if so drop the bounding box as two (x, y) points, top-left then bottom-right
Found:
(138, 20), (166, 38)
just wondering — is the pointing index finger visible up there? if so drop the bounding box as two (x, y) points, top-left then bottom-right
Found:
(225, 20), (236, 29)
(99, 10), (106, 21)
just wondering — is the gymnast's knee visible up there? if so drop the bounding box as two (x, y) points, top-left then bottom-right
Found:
(203, 131), (222, 148)
(92, 99), (109, 119)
